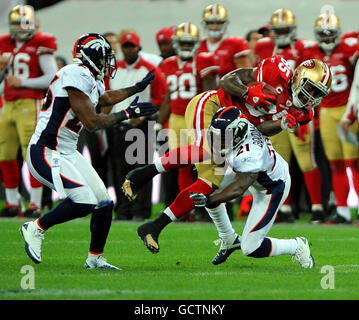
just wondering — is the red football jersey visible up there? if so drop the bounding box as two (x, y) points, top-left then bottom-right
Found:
(0, 32), (57, 101)
(254, 37), (315, 69)
(300, 37), (358, 108)
(198, 36), (250, 78)
(160, 52), (219, 116)
(217, 55), (313, 126)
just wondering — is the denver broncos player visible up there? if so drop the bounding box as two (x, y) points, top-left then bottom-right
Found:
(190, 107), (315, 268)
(0, 5), (57, 218)
(301, 12), (359, 224)
(19, 33), (157, 269)
(197, 4), (251, 77)
(123, 56), (330, 259)
(155, 22), (219, 199)
(254, 8), (326, 223)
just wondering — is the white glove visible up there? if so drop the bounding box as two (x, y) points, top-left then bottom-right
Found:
(189, 192), (208, 207)
(280, 113), (298, 133)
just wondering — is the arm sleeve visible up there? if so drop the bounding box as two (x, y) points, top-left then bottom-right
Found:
(20, 54), (58, 89)
(61, 66), (94, 97)
(343, 61), (359, 123)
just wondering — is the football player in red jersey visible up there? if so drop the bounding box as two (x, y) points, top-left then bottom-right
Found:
(154, 22), (219, 217)
(301, 13), (359, 224)
(254, 8), (326, 224)
(197, 4), (251, 78)
(0, 5), (58, 218)
(123, 56), (331, 260)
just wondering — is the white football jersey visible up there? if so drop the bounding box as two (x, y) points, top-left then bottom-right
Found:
(30, 64), (105, 154)
(227, 123), (289, 193)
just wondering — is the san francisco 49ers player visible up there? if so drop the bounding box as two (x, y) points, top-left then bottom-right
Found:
(154, 22), (219, 201)
(0, 5), (57, 218)
(253, 8), (326, 224)
(301, 12), (359, 224)
(197, 4), (251, 78)
(123, 56), (330, 262)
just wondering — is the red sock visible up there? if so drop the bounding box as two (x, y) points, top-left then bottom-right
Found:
(330, 159), (349, 207)
(161, 145), (210, 171)
(344, 159), (359, 196)
(0, 160), (20, 188)
(169, 178), (214, 218)
(177, 165), (194, 191)
(303, 168), (322, 205)
(283, 196), (291, 206)
(29, 171), (42, 188)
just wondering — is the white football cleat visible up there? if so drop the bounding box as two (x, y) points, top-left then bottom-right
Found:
(84, 255), (121, 270)
(20, 220), (45, 264)
(293, 237), (315, 268)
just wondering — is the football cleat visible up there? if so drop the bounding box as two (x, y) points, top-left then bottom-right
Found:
(212, 234), (241, 265)
(293, 237), (315, 268)
(23, 203), (42, 219)
(20, 220), (45, 264)
(137, 222), (160, 254)
(309, 209), (326, 224)
(84, 255), (121, 270)
(0, 202), (21, 217)
(122, 179), (138, 201)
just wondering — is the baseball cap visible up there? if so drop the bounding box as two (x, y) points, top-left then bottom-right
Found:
(156, 26), (175, 42)
(120, 31), (140, 46)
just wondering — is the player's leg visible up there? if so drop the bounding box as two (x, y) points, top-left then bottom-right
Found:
(17, 99), (44, 217)
(290, 122), (325, 223)
(0, 100), (22, 217)
(320, 106), (352, 224)
(240, 180), (314, 268)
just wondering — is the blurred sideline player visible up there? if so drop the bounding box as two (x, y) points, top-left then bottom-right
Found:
(301, 12), (359, 224)
(190, 107), (315, 268)
(123, 56), (329, 256)
(154, 22), (219, 219)
(20, 33), (157, 269)
(254, 8), (326, 223)
(156, 26), (177, 61)
(198, 4), (251, 78)
(0, 5), (57, 218)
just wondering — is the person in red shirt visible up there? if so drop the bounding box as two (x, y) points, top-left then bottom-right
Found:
(197, 4), (251, 78)
(301, 12), (359, 224)
(0, 5), (58, 218)
(156, 26), (177, 61)
(253, 8), (327, 224)
(109, 30), (167, 221)
(153, 22), (219, 220)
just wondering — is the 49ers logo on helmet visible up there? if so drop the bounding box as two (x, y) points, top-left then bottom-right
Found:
(302, 60), (315, 68)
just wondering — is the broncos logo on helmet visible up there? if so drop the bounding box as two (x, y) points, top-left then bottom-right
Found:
(73, 33), (117, 81)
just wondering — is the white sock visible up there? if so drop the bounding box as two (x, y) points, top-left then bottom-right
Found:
(163, 207), (177, 221)
(30, 187), (43, 207)
(268, 238), (298, 257)
(280, 205), (291, 213)
(206, 203), (236, 239)
(5, 188), (19, 206)
(337, 206), (351, 221)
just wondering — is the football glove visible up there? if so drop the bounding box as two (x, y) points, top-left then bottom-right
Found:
(125, 96), (157, 119)
(295, 124), (309, 142)
(189, 192), (208, 208)
(135, 69), (155, 92)
(281, 113), (298, 133)
(246, 82), (276, 107)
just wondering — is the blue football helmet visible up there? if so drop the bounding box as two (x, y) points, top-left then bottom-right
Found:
(73, 33), (116, 81)
(208, 106), (249, 156)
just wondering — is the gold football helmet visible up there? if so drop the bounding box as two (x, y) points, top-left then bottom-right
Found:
(314, 13), (341, 53)
(9, 5), (36, 41)
(173, 22), (200, 60)
(292, 59), (332, 109)
(202, 4), (229, 40)
(269, 8), (297, 47)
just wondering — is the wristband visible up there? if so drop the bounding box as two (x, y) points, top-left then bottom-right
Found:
(114, 111), (127, 123)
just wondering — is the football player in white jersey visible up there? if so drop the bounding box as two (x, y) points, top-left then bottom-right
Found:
(190, 107), (315, 268)
(20, 33), (158, 269)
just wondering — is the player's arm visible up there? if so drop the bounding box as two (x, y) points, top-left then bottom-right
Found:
(97, 69), (155, 108)
(156, 90), (171, 126)
(201, 72), (218, 91)
(234, 55), (252, 69)
(67, 88), (156, 132)
(219, 68), (256, 98)
(190, 171), (258, 209)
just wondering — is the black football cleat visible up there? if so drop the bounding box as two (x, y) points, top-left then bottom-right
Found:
(137, 222), (161, 254)
(212, 235), (241, 265)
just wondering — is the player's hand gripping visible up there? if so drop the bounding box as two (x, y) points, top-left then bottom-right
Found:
(125, 96), (157, 119)
(246, 82), (276, 108)
(280, 113), (298, 133)
(190, 192), (209, 208)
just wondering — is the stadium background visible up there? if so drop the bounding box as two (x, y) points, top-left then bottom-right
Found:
(0, 0), (358, 206)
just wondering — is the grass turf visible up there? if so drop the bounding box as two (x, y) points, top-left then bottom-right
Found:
(0, 205), (358, 301)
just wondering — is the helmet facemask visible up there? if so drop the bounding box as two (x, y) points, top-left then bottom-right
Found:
(292, 78), (328, 109)
(173, 22), (200, 60)
(202, 4), (229, 40)
(315, 27), (340, 53)
(270, 25), (296, 47)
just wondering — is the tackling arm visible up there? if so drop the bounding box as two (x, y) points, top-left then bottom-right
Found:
(219, 68), (256, 98)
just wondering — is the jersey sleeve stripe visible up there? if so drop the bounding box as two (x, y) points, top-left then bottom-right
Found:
(199, 65), (220, 78)
(233, 49), (251, 58)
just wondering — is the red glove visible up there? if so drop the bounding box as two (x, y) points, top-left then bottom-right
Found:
(280, 113), (298, 133)
(246, 83), (276, 107)
(296, 124), (309, 142)
(288, 105), (314, 125)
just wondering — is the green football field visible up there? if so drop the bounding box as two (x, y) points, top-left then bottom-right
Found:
(0, 205), (358, 301)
